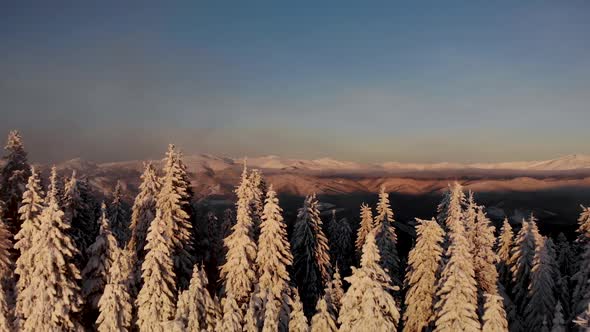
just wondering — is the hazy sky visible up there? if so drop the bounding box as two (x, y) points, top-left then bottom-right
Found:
(1, 1), (589, 163)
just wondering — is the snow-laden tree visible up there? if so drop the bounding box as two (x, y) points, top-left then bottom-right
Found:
(96, 247), (134, 332)
(175, 265), (219, 332)
(327, 210), (353, 277)
(577, 205), (590, 245)
(292, 193), (333, 317)
(497, 218), (514, 288)
(14, 167), (44, 322)
(45, 166), (63, 206)
(248, 168), (266, 241)
(473, 207), (500, 305)
(220, 164), (257, 309)
(247, 186), (293, 330)
(0, 204), (13, 332)
(63, 170), (96, 257)
(217, 296), (243, 332)
(549, 301), (565, 332)
(572, 241), (590, 321)
(436, 182), (466, 235)
(499, 283), (522, 332)
(327, 268), (344, 313)
(574, 302), (590, 330)
(19, 175), (83, 331)
(136, 164), (181, 331)
(310, 295), (337, 332)
(1, 130), (31, 232)
(128, 162), (160, 288)
(524, 237), (558, 331)
(403, 218), (445, 332)
(82, 202), (118, 310)
(510, 216), (542, 314)
(108, 181), (129, 248)
(481, 293), (508, 332)
(373, 185), (401, 286)
(463, 191), (478, 255)
(289, 289), (310, 332)
(355, 203), (374, 258)
(339, 232), (400, 331)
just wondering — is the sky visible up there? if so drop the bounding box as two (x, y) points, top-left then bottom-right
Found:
(1, 1), (589, 163)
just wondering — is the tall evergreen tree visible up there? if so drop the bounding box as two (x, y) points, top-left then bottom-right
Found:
(481, 293), (508, 332)
(109, 181), (128, 248)
(289, 289), (310, 332)
(82, 202), (118, 310)
(1, 130), (31, 233)
(19, 173), (83, 331)
(217, 296), (243, 332)
(96, 247), (134, 332)
(220, 164), (258, 309)
(463, 192), (478, 255)
(310, 295), (337, 332)
(510, 216), (541, 315)
(339, 232), (400, 331)
(292, 193), (332, 317)
(403, 218), (445, 332)
(497, 218), (514, 288)
(327, 268), (344, 313)
(473, 207), (500, 306)
(62, 170), (96, 258)
(248, 168), (266, 241)
(436, 182), (466, 235)
(327, 210), (353, 277)
(373, 186), (401, 286)
(14, 167), (44, 324)
(524, 237), (557, 331)
(0, 204), (13, 332)
(175, 265), (219, 332)
(355, 203), (374, 258)
(433, 207), (479, 332)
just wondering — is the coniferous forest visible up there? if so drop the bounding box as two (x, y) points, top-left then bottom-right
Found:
(2, 129), (590, 332)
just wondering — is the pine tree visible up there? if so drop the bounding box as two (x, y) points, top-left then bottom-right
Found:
(550, 301), (565, 332)
(463, 192), (478, 255)
(62, 170), (95, 258)
(82, 202), (118, 310)
(220, 164), (257, 309)
(510, 217), (541, 315)
(46, 166), (63, 206)
(339, 232), (400, 331)
(14, 167), (44, 323)
(403, 218), (445, 332)
(289, 289), (310, 332)
(96, 247), (134, 332)
(497, 218), (514, 288)
(175, 265), (219, 332)
(19, 174), (83, 331)
(217, 296), (243, 332)
(373, 185), (401, 286)
(0, 204), (13, 332)
(128, 162), (160, 288)
(355, 203), (374, 258)
(473, 207), (500, 306)
(310, 295), (337, 332)
(327, 210), (353, 277)
(524, 237), (557, 331)
(1, 130), (31, 233)
(109, 181), (128, 248)
(248, 168), (266, 241)
(481, 293), (508, 332)
(292, 193), (332, 317)
(436, 182), (466, 235)
(433, 209), (480, 332)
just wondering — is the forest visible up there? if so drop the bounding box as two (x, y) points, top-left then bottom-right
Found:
(0, 129), (589, 332)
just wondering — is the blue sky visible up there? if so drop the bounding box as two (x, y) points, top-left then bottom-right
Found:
(1, 1), (589, 163)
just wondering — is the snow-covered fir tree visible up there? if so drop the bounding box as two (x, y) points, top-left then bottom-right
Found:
(572, 241), (590, 322)
(292, 193), (333, 317)
(310, 295), (337, 332)
(82, 202), (118, 310)
(497, 218), (514, 288)
(327, 210), (353, 277)
(463, 191), (478, 254)
(433, 207), (479, 332)
(217, 296), (243, 332)
(481, 293), (508, 332)
(473, 207), (500, 306)
(19, 173), (83, 331)
(403, 218), (445, 332)
(109, 181), (128, 248)
(289, 289), (310, 332)
(327, 268), (344, 313)
(14, 167), (44, 323)
(0, 204), (13, 332)
(96, 247), (134, 332)
(355, 203), (374, 258)
(510, 216), (541, 315)
(175, 265), (219, 332)
(46, 166), (63, 206)
(373, 185), (401, 286)
(524, 237), (557, 331)
(63, 170), (96, 258)
(248, 168), (266, 241)
(436, 181), (466, 235)
(0, 130), (31, 233)
(339, 231), (400, 331)
(128, 162), (160, 288)
(220, 163), (258, 310)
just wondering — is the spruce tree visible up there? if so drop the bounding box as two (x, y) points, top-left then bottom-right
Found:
(497, 218), (514, 288)
(109, 181), (128, 248)
(292, 193), (332, 317)
(175, 265), (219, 332)
(339, 232), (400, 331)
(481, 293), (508, 332)
(1, 130), (31, 233)
(403, 218), (445, 332)
(248, 168), (266, 241)
(220, 164), (257, 309)
(573, 207), (590, 320)
(63, 170), (95, 258)
(96, 247), (134, 332)
(19, 174), (83, 331)
(327, 268), (344, 313)
(524, 237), (557, 331)
(373, 185), (401, 286)
(14, 167), (44, 323)
(463, 191), (478, 255)
(510, 216), (541, 315)
(310, 295), (337, 332)
(327, 210), (353, 277)
(289, 289), (310, 332)
(436, 181), (466, 235)
(473, 207), (500, 305)
(217, 296), (243, 332)
(355, 203), (374, 258)
(82, 202), (118, 310)
(0, 205), (13, 332)
(128, 162), (160, 288)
